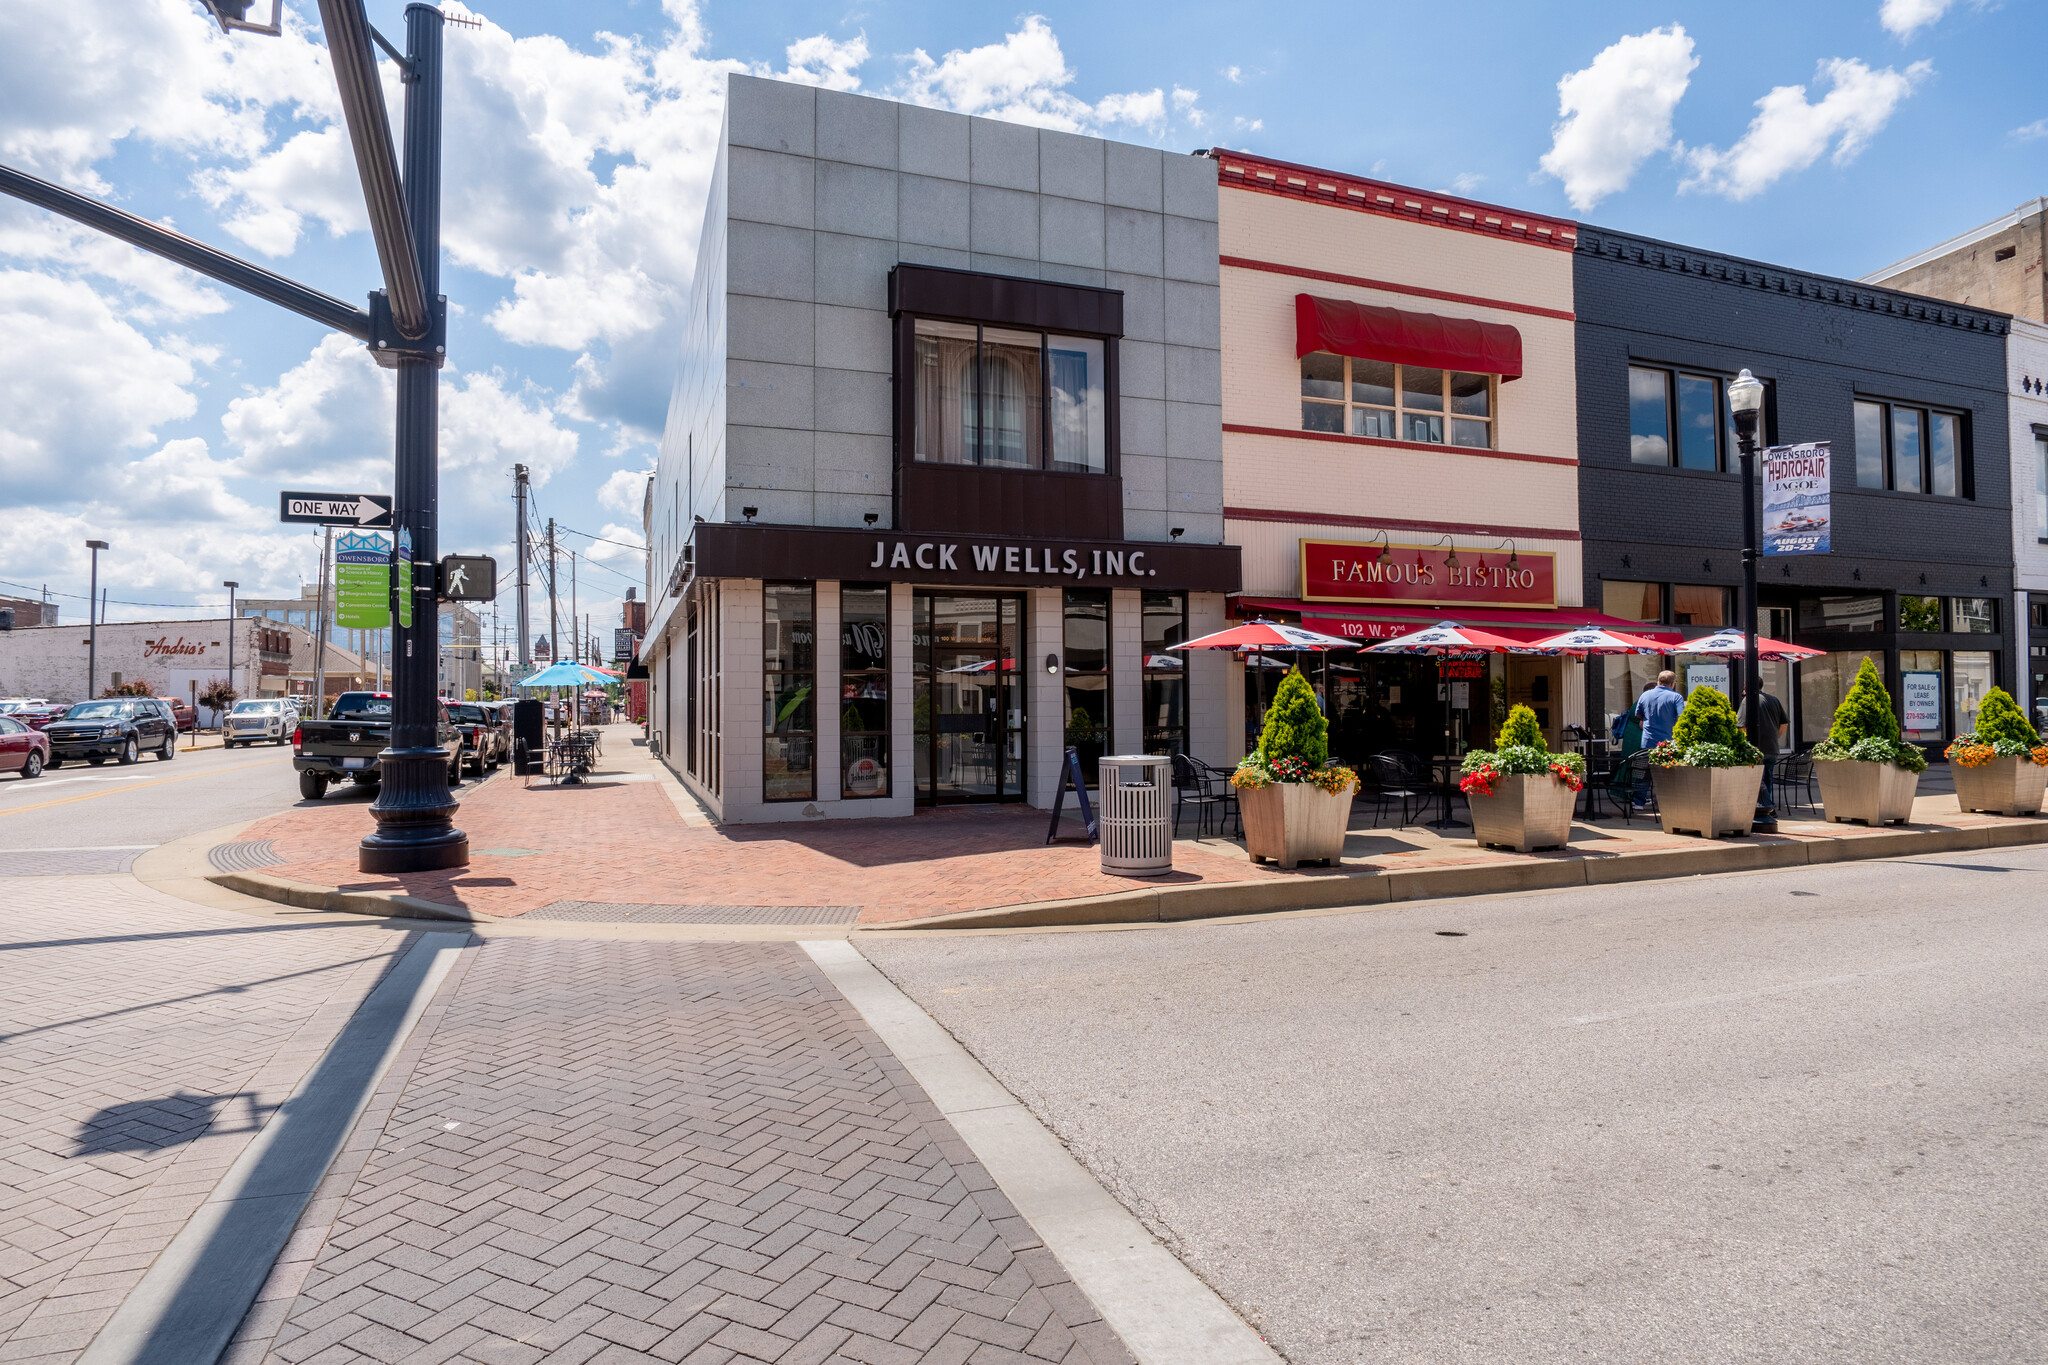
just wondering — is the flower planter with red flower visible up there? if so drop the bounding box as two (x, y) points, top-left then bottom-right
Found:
(1231, 666), (1357, 870)
(1644, 687), (1764, 840)
(1457, 706), (1585, 853)
(1944, 690), (2048, 817)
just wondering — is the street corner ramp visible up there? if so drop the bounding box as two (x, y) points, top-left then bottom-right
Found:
(520, 899), (863, 925)
(205, 839), (284, 874)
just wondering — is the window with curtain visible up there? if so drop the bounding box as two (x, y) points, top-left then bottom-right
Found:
(912, 319), (1110, 472)
(1669, 584), (1728, 627)
(1300, 353), (1493, 448)
(762, 583), (814, 802)
(1854, 398), (1964, 497)
(1600, 580), (1661, 623)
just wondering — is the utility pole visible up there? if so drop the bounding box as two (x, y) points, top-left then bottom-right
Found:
(513, 463), (531, 675)
(313, 525), (332, 717)
(222, 580), (238, 709)
(85, 540), (107, 699)
(546, 518), (560, 667)
(569, 549), (578, 665)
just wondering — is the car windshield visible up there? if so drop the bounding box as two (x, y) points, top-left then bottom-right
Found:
(331, 695), (393, 718)
(65, 702), (135, 720)
(234, 701), (281, 714)
(445, 705), (485, 723)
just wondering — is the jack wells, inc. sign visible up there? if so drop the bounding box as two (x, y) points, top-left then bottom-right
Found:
(867, 539), (1159, 579)
(1300, 538), (1556, 609)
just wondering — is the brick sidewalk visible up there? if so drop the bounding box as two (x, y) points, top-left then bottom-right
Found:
(236, 937), (1134, 1365)
(0, 878), (413, 1363)
(229, 728), (2043, 927)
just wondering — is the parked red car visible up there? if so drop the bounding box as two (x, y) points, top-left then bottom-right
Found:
(0, 715), (49, 779)
(157, 697), (199, 732)
(14, 703), (66, 732)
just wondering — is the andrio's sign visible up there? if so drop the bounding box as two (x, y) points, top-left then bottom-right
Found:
(1300, 538), (1556, 609)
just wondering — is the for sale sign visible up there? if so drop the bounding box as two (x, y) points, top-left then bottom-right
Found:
(1762, 441), (1831, 556)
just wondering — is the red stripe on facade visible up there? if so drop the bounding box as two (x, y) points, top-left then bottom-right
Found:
(1222, 423), (1579, 468)
(1211, 148), (1580, 253)
(1223, 506), (1581, 542)
(1221, 255), (1575, 323)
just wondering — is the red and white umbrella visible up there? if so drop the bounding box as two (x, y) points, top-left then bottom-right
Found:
(1526, 626), (1671, 655)
(1174, 620), (1356, 652)
(1361, 621), (1536, 655)
(1674, 630), (1823, 662)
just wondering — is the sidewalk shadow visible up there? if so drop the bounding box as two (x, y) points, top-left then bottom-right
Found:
(74, 1091), (272, 1157)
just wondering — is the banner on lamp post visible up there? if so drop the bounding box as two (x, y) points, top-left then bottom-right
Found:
(1762, 441), (1831, 556)
(334, 531), (392, 630)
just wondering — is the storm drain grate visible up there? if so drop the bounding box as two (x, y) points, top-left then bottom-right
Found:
(523, 901), (861, 925)
(0, 847), (149, 877)
(207, 840), (284, 874)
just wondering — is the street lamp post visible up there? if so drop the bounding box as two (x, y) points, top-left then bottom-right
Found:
(223, 581), (239, 708)
(85, 540), (108, 698)
(1727, 368), (1777, 833)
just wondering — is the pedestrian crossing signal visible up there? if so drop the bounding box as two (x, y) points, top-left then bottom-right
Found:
(438, 555), (496, 602)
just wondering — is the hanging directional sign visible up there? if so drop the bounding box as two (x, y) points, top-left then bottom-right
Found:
(278, 490), (394, 528)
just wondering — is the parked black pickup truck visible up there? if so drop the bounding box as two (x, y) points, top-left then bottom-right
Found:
(293, 691), (463, 800)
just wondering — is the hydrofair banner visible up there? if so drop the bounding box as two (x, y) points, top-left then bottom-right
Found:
(1762, 441), (1831, 556)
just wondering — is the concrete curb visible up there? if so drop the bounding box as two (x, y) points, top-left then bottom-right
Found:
(206, 869), (495, 923)
(878, 817), (2048, 932)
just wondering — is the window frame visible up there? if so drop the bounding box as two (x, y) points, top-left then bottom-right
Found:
(1853, 396), (1971, 498)
(1299, 352), (1496, 450)
(1627, 363), (1735, 471)
(1140, 591), (1189, 759)
(1061, 588), (1113, 787)
(761, 581), (815, 804)
(838, 583), (891, 800)
(904, 314), (1120, 476)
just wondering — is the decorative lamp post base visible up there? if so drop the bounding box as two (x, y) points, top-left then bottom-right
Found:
(360, 747), (470, 873)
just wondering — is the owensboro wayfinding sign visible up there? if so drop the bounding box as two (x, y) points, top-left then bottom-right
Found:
(1300, 538), (1556, 609)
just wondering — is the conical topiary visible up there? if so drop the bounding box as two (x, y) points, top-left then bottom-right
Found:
(1970, 687), (2041, 747)
(1670, 685), (1761, 761)
(1826, 656), (1901, 748)
(1495, 703), (1547, 751)
(1258, 665), (1329, 767)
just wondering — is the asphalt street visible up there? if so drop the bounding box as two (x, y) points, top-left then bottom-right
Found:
(864, 847), (2048, 1364)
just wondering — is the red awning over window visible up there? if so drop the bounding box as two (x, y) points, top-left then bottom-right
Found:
(1295, 294), (1523, 381)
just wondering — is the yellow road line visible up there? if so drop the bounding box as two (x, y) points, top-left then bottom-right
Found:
(0, 758), (289, 818)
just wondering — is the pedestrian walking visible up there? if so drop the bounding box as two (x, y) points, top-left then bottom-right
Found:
(1737, 688), (1790, 800)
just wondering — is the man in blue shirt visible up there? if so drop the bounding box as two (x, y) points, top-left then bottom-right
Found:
(1631, 672), (1685, 807)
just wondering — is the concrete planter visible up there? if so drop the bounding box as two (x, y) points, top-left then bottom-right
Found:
(1468, 772), (1578, 853)
(1952, 754), (2048, 817)
(1816, 759), (1920, 826)
(1651, 764), (1763, 839)
(1240, 778), (1355, 869)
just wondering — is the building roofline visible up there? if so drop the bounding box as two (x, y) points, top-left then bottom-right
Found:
(1861, 198), (2048, 284)
(1575, 222), (2011, 336)
(1204, 147), (1579, 252)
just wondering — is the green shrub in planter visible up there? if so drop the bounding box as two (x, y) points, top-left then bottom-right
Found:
(1649, 687), (1763, 768)
(1233, 666), (1353, 794)
(1812, 656), (1925, 772)
(1965, 688), (2042, 752)
(1458, 704), (1585, 792)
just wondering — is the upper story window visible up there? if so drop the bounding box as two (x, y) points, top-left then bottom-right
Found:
(1629, 365), (1736, 470)
(1300, 353), (1493, 449)
(1855, 398), (1963, 497)
(912, 319), (1107, 473)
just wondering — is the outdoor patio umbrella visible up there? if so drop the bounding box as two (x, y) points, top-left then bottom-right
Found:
(517, 662), (615, 688)
(1363, 622), (1543, 827)
(1670, 630), (1823, 662)
(1525, 626), (1671, 655)
(1172, 619), (1356, 735)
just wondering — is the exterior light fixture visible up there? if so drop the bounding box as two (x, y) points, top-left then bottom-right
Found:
(863, 512), (879, 526)
(199, 0), (284, 36)
(1170, 527), (1185, 540)
(693, 514), (704, 524)
(741, 506), (757, 522)
(1434, 535), (1458, 569)
(1492, 538), (1519, 570)
(1045, 653), (1060, 676)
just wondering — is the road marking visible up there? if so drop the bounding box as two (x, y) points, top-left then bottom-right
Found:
(0, 845), (156, 852)
(0, 761), (288, 818)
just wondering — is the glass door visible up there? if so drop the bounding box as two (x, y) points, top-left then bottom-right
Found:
(915, 594), (1024, 804)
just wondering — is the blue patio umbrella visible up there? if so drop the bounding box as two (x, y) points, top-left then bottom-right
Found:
(517, 662), (613, 688)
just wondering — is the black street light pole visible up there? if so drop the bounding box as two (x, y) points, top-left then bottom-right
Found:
(85, 540), (109, 698)
(223, 580), (239, 703)
(1728, 368), (1777, 834)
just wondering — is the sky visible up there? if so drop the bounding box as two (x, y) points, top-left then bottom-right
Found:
(0, 0), (2041, 654)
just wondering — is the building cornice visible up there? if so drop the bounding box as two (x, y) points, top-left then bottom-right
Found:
(1576, 225), (2011, 336)
(1206, 148), (1579, 253)
(1862, 198), (2048, 284)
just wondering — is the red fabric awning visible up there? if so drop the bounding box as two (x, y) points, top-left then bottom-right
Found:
(1295, 293), (1523, 380)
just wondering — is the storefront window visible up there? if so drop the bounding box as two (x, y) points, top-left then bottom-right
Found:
(1300, 353), (1493, 448)
(1855, 398), (1967, 497)
(1899, 595), (1941, 632)
(2036, 434), (2048, 539)
(1601, 580), (1661, 622)
(1629, 364), (1731, 469)
(1670, 584), (1728, 627)
(1951, 597), (1996, 634)
(1798, 596), (1884, 633)
(840, 586), (889, 799)
(1063, 590), (1111, 784)
(1900, 649), (1943, 741)
(762, 584), (814, 801)
(913, 319), (1109, 472)
(1953, 652), (1995, 736)
(1800, 650), (1878, 744)
(1141, 592), (1187, 758)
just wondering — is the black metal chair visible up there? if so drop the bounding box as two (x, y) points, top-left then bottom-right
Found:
(1617, 751), (1659, 825)
(1773, 751), (1818, 815)
(1172, 753), (1228, 837)
(1367, 753), (1426, 827)
(1190, 756), (1243, 837)
(1578, 746), (1617, 822)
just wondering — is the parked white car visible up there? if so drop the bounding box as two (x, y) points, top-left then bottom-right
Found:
(225, 698), (293, 747)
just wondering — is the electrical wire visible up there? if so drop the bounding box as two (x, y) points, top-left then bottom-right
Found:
(0, 576), (232, 611)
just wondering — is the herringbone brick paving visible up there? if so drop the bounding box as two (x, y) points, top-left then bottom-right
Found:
(250, 938), (1135, 1365)
(0, 877), (415, 1364)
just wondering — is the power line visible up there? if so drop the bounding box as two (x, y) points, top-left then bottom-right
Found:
(555, 524), (647, 552)
(0, 577), (232, 611)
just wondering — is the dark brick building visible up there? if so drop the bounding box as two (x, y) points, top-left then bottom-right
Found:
(1575, 225), (2014, 747)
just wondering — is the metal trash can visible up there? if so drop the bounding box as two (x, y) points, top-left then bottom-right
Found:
(1098, 754), (1173, 877)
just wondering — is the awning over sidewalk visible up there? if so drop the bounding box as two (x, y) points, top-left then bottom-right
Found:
(1232, 596), (1687, 646)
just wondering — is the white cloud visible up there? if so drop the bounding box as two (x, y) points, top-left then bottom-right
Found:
(1682, 58), (1930, 201)
(0, 271), (203, 503)
(893, 16), (1176, 135)
(2012, 118), (2048, 142)
(767, 34), (870, 91)
(1451, 173), (1486, 195)
(597, 469), (651, 519)
(102, 438), (260, 524)
(1221, 66), (1243, 84)
(1538, 26), (1697, 212)
(1172, 86), (1206, 130)
(1232, 115), (1264, 134)
(1879, 0), (1954, 38)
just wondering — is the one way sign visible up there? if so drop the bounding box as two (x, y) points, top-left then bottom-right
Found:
(278, 490), (394, 528)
